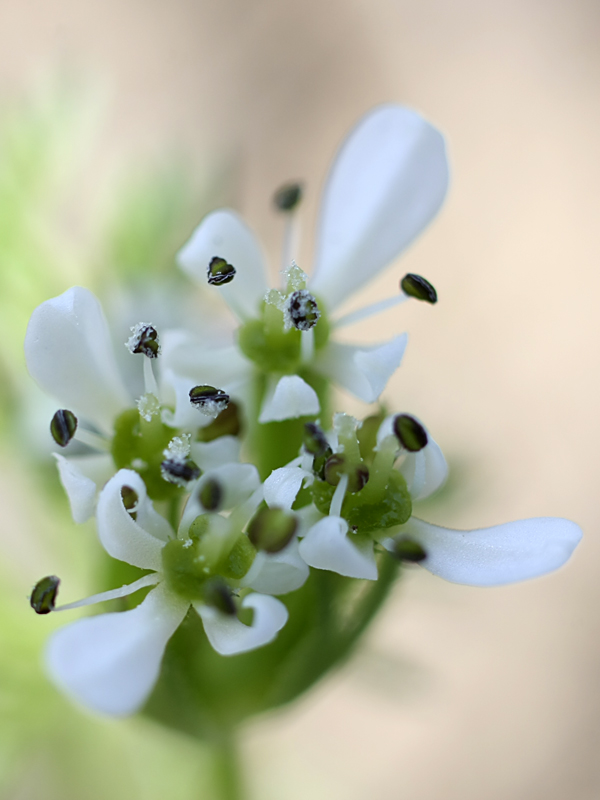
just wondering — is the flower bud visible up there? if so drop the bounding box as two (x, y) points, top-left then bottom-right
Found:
(126, 322), (160, 358)
(273, 181), (303, 212)
(390, 537), (427, 562)
(207, 256), (236, 286)
(393, 414), (428, 452)
(288, 290), (320, 331)
(303, 422), (329, 457)
(400, 273), (437, 304)
(248, 507), (298, 554)
(199, 478), (223, 511)
(30, 575), (60, 614)
(50, 409), (77, 447)
(189, 385), (230, 418)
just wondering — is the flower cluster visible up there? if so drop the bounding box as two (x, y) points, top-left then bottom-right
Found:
(26, 105), (581, 720)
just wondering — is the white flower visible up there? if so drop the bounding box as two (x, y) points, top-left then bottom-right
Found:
(24, 286), (235, 523)
(45, 466), (302, 717)
(265, 414), (582, 586)
(170, 105), (449, 423)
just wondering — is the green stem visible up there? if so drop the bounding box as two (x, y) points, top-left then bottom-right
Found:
(211, 733), (244, 800)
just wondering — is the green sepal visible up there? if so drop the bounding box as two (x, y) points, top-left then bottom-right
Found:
(221, 535), (256, 580)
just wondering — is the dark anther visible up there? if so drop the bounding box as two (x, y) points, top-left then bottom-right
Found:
(400, 273), (438, 304)
(199, 478), (223, 512)
(323, 454), (346, 486)
(391, 537), (427, 563)
(248, 506), (298, 554)
(348, 464), (369, 493)
(313, 446), (333, 480)
(50, 409), (77, 447)
(30, 575), (60, 614)
(273, 182), (303, 212)
(161, 458), (202, 486)
(207, 256), (236, 286)
(129, 323), (160, 358)
(203, 578), (237, 616)
(393, 414), (428, 452)
(288, 290), (320, 331)
(303, 422), (329, 457)
(120, 485), (139, 515)
(189, 385), (230, 415)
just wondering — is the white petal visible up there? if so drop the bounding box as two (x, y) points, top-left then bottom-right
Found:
(264, 466), (312, 510)
(310, 105), (449, 309)
(258, 376), (320, 423)
(46, 583), (189, 716)
(298, 516), (378, 580)
(24, 287), (130, 433)
(388, 517), (582, 586)
(400, 437), (448, 501)
(195, 593), (288, 655)
(177, 209), (268, 320)
(240, 539), (309, 594)
(315, 335), (407, 403)
(96, 470), (171, 571)
(190, 436), (241, 470)
(53, 453), (103, 524)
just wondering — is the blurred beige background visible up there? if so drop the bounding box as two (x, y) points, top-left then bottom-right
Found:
(0, 0), (599, 798)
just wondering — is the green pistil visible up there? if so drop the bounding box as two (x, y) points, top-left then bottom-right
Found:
(111, 408), (181, 501)
(238, 298), (330, 375)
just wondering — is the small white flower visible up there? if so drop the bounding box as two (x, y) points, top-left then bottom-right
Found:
(265, 414), (582, 586)
(45, 465), (303, 717)
(170, 105), (450, 423)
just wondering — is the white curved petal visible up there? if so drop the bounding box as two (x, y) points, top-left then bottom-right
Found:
(161, 330), (250, 383)
(203, 463), (261, 509)
(298, 516), (378, 580)
(53, 453), (103, 523)
(96, 470), (171, 571)
(24, 287), (130, 432)
(258, 376), (320, 423)
(311, 105), (449, 309)
(240, 539), (309, 594)
(264, 466), (311, 510)
(46, 583), (189, 716)
(388, 517), (582, 587)
(400, 437), (448, 501)
(177, 209), (268, 320)
(195, 593), (288, 655)
(190, 436), (241, 470)
(315, 335), (407, 403)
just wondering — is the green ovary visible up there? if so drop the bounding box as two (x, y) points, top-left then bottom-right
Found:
(162, 530), (256, 602)
(311, 469), (412, 535)
(111, 408), (180, 501)
(237, 299), (330, 374)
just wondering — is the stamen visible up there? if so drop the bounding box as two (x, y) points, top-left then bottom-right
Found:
(126, 322), (160, 358)
(390, 537), (427, 563)
(393, 414), (428, 452)
(329, 473), (349, 518)
(301, 329), (315, 363)
(400, 274), (438, 304)
(74, 427), (110, 452)
(54, 573), (160, 612)
(333, 292), (409, 329)
(248, 506), (298, 553)
(287, 290), (320, 332)
(273, 182), (303, 212)
(50, 409), (77, 447)
(203, 578), (237, 616)
(207, 256), (236, 286)
(143, 357), (159, 397)
(161, 434), (201, 487)
(189, 385), (230, 418)
(30, 575), (60, 614)
(199, 478), (223, 511)
(303, 422), (329, 457)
